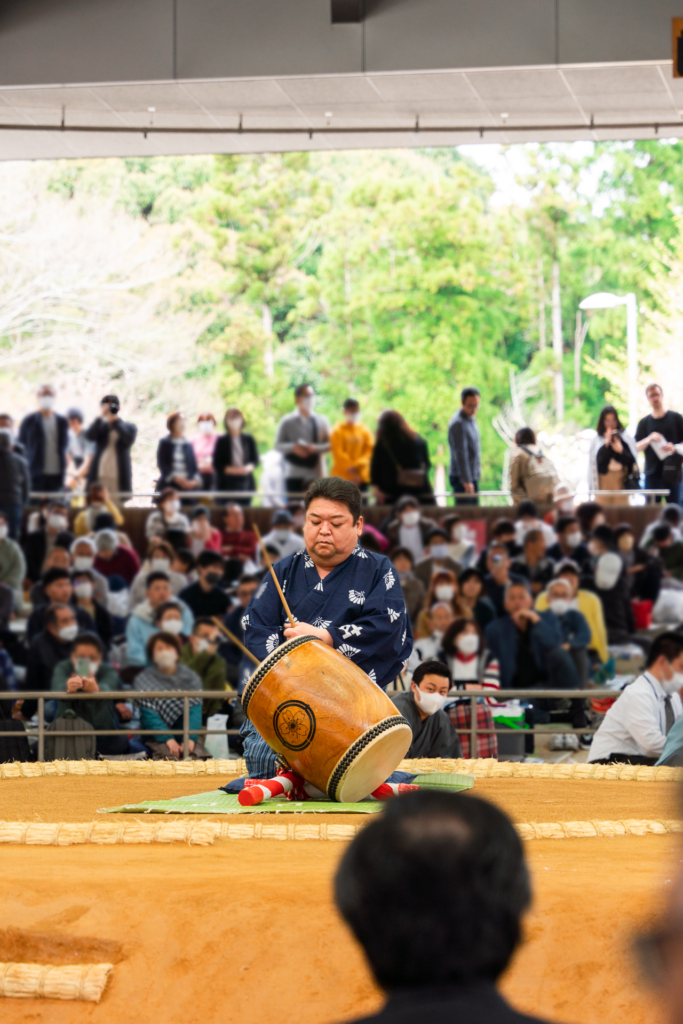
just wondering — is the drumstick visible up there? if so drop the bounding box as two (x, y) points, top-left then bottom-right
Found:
(252, 523), (296, 629)
(211, 617), (260, 666)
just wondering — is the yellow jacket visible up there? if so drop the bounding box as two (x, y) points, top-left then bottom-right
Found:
(330, 421), (374, 484)
(73, 497), (124, 537)
(535, 588), (609, 664)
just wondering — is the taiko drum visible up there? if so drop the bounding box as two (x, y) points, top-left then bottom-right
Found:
(242, 635), (412, 802)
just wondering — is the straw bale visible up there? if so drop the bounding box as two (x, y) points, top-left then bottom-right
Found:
(398, 758), (683, 781)
(515, 819), (683, 840)
(0, 962), (112, 1001)
(0, 759), (247, 779)
(0, 820), (220, 846)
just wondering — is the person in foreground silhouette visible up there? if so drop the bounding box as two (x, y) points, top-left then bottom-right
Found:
(333, 791), (560, 1024)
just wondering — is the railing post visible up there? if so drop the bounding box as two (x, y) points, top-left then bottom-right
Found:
(37, 697), (45, 762)
(183, 697), (190, 760)
(470, 694), (478, 759)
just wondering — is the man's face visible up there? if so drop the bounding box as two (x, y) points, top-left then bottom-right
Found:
(148, 581), (172, 608)
(526, 535), (546, 560)
(160, 609), (182, 630)
(431, 604), (454, 634)
(0, 417), (12, 433)
(648, 386), (664, 412)
(414, 673), (450, 697)
(89, 489), (105, 507)
(303, 498), (363, 566)
(393, 554), (412, 575)
(237, 581), (258, 607)
(192, 625), (219, 653)
(37, 386), (55, 408)
(45, 578), (72, 605)
(45, 549), (71, 571)
(295, 386), (315, 412)
(505, 584), (532, 616)
(487, 548), (509, 575)
(67, 417), (81, 431)
(48, 607), (76, 637)
(73, 543), (93, 561)
(224, 506), (244, 533)
(462, 394), (480, 417)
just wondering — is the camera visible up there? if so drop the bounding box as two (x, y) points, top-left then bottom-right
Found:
(108, 402), (120, 416)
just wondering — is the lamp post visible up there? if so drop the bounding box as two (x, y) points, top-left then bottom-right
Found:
(578, 292), (638, 429)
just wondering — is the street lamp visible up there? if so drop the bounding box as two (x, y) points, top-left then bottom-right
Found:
(578, 292), (638, 429)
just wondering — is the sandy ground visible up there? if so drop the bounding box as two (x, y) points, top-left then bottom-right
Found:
(0, 775), (678, 1024)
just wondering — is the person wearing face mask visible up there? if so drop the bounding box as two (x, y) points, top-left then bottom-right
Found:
(20, 604), (80, 720)
(0, 428), (29, 542)
(128, 538), (187, 610)
(212, 406), (260, 506)
(535, 560), (609, 666)
(156, 411), (201, 496)
(85, 394), (137, 502)
(475, 518), (521, 574)
(73, 483), (125, 537)
(330, 398), (374, 494)
(391, 661), (461, 758)
(415, 571), (466, 638)
(510, 529), (555, 598)
(414, 528), (462, 589)
(134, 632), (209, 760)
(275, 385), (331, 498)
(180, 618), (230, 719)
(542, 578), (591, 686)
(154, 603), (187, 641)
(513, 500), (556, 549)
(179, 551), (230, 618)
(614, 523), (662, 604)
(221, 574), (260, 688)
(93, 528), (140, 586)
(69, 537), (109, 604)
(483, 544), (526, 618)
(70, 569), (112, 648)
(581, 525), (635, 645)
(588, 631), (683, 765)
(191, 413), (219, 492)
(26, 567), (98, 643)
(187, 506), (222, 558)
(546, 516), (590, 570)
(385, 496), (437, 564)
(127, 572), (194, 667)
(441, 618), (500, 758)
(259, 509), (306, 561)
(575, 500), (605, 541)
(24, 499), (73, 583)
(442, 514), (476, 569)
(0, 511), (26, 610)
(457, 568), (496, 631)
(18, 384), (69, 493)
(391, 547), (426, 626)
(145, 487), (191, 541)
(51, 633), (135, 756)
(408, 602), (455, 669)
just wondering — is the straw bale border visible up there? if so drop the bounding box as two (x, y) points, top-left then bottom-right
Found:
(0, 962), (112, 1001)
(0, 820), (220, 846)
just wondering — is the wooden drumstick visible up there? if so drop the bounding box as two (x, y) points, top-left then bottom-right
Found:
(252, 523), (297, 629)
(211, 617), (260, 666)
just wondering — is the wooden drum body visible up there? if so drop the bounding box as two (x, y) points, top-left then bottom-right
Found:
(242, 636), (412, 802)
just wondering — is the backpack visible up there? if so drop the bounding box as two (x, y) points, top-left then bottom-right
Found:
(0, 719), (31, 763)
(44, 715), (97, 761)
(518, 446), (559, 502)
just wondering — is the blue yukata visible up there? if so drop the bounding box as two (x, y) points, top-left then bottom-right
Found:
(241, 544), (414, 777)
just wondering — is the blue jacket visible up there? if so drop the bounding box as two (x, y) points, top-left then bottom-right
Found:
(485, 610), (563, 690)
(126, 598), (195, 666)
(156, 436), (199, 489)
(555, 608), (591, 650)
(18, 411), (69, 481)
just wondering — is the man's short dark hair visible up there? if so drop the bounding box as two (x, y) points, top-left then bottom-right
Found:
(395, 495), (419, 512)
(334, 791), (530, 989)
(42, 567), (71, 587)
(294, 383), (312, 398)
(197, 550), (224, 569)
(555, 516), (578, 535)
(653, 524), (673, 543)
(555, 558), (580, 579)
(152, 601), (182, 626)
(192, 617), (218, 635)
(458, 566), (484, 587)
(391, 546), (415, 567)
(646, 631), (683, 668)
(190, 506), (209, 521)
(592, 524), (615, 549)
(461, 387), (480, 403)
(491, 518), (515, 538)
(45, 603), (72, 628)
(426, 527), (448, 543)
(238, 574), (259, 587)
(146, 571), (171, 588)
(517, 499), (538, 519)
(662, 504), (682, 525)
(412, 660), (451, 687)
(343, 397), (359, 410)
(72, 632), (104, 655)
(304, 478), (362, 524)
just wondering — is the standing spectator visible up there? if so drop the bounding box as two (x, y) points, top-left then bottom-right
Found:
(483, 544), (526, 618)
(156, 412), (201, 495)
(371, 410), (432, 505)
(546, 516), (590, 569)
(0, 413), (25, 456)
(21, 603), (79, 720)
(414, 528), (462, 589)
(511, 529), (555, 597)
(85, 394), (137, 500)
(535, 559), (609, 665)
(65, 407), (94, 492)
(188, 506), (222, 558)
(391, 547), (426, 626)
(212, 407), (260, 506)
(275, 385), (330, 497)
(457, 568), (497, 631)
(384, 496), (436, 563)
(93, 528), (140, 586)
(134, 632), (209, 760)
(0, 428), (29, 539)
(447, 386), (481, 506)
(390, 661), (461, 759)
(259, 509), (306, 560)
(18, 384), (69, 492)
(442, 514), (476, 569)
(73, 484), (125, 537)
(220, 504), (258, 572)
(145, 488), (191, 541)
(191, 413), (219, 492)
(222, 574), (260, 687)
(509, 427), (559, 504)
(589, 405), (640, 499)
(635, 383), (683, 503)
(0, 511), (26, 609)
(24, 499), (72, 583)
(179, 551), (231, 619)
(330, 398), (374, 493)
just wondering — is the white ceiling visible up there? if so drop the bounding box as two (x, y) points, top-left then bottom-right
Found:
(0, 59), (682, 161)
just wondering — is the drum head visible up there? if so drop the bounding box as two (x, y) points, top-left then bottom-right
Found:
(330, 721), (413, 803)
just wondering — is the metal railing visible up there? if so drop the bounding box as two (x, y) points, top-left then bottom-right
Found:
(29, 489), (671, 502)
(2, 688), (618, 763)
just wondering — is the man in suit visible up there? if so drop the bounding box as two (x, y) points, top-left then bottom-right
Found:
(333, 790), (557, 1024)
(18, 384), (69, 492)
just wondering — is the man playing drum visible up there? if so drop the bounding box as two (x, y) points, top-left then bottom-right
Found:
(242, 477), (413, 777)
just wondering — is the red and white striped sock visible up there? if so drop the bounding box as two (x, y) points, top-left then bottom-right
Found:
(369, 782), (420, 801)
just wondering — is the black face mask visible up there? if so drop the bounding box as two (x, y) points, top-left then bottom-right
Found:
(205, 571), (223, 587)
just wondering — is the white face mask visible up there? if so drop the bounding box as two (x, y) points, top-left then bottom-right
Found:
(227, 418), (242, 431)
(191, 521), (207, 536)
(58, 624), (79, 642)
(73, 658), (100, 677)
(73, 555), (94, 572)
(195, 637), (214, 653)
(452, 525), (467, 542)
(300, 396), (316, 412)
(0, 525), (7, 541)
(401, 510), (420, 528)
(48, 514), (68, 531)
(558, 500), (574, 515)
(154, 649), (178, 671)
(549, 598), (570, 617)
(74, 581), (93, 600)
(198, 421), (214, 434)
(274, 528), (291, 543)
(161, 618), (184, 635)
(565, 531), (582, 548)
(662, 672), (683, 695)
(415, 688), (447, 715)
(430, 544), (449, 561)
(151, 557), (171, 573)
(432, 629), (445, 642)
(163, 501), (180, 516)
(90, 502), (104, 513)
(38, 394), (55, 410)
(434, 584), (455, 601)
(456, 633), (479, 656)
(346, 412), (360, 424)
